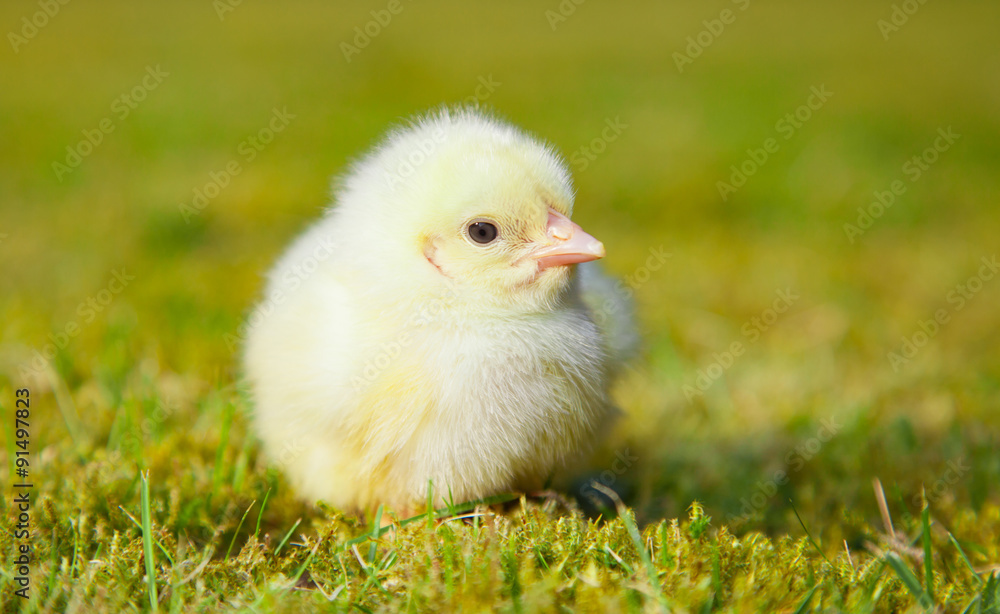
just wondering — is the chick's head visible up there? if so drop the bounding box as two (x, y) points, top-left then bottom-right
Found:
(341, 109), (604, 313)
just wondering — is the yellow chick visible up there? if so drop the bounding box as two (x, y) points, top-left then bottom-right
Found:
(244, 108), (633, 515)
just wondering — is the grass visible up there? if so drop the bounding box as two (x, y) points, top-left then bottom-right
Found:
(1, 0), (999, 611)
(139, 472), (158, 612)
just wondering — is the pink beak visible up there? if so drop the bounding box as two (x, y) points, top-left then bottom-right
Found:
(530, 209), (605, 271)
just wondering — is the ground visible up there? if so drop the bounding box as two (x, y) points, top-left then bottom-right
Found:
(1, 1), (998, 612)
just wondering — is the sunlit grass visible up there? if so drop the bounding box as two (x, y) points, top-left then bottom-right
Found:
(1, 0), (998, 611)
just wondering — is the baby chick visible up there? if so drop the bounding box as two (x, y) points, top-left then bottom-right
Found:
(244, 108), (634, 515)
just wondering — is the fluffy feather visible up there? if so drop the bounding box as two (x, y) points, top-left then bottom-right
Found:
(244, 108), (634, 514)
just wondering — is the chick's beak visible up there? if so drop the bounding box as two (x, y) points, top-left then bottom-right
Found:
(530, 209), (605, 271)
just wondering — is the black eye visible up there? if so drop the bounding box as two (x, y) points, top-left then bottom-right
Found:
(467, 221), (498, 245)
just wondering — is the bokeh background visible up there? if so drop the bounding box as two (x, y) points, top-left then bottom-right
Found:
(2, 0), (999, 562)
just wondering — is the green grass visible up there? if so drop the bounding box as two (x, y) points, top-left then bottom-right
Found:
(1, 0), (999, 611)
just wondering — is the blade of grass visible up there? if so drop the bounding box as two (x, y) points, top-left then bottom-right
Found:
(602, 545), (634, 575)
(425, 480), (435, 530)
(337, 492), (518, 554)
(393, 492), (516, 531)
(872, 478), (895, 538)
(291, 537), (323, 585)
(865, 559), (889, 602)
(979, 573), (999, 607)
(792, 584), (820, 614)
(711, 544), (721, 595)
(231, 443), (249, 493)
(920, 491), (934, 603)
(226, 499), (257, 559)
(140, 471), (159, 612)
(119, 506), (174, 565)
(368, 505), (383, 565)
(359, 548), (399, 597)
(275, 518), (302, 556)
(947, 531), (984, 586)
(885, 552), (933, 610)
(790, 499), (833, 568)
(592, 482), (669, 613)
(254, 488), (271, 541)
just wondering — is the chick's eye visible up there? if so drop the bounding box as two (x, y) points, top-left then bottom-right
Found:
(467, 221), (498, 245)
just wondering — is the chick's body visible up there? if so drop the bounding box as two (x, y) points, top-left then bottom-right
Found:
(245, 109), (629, 514)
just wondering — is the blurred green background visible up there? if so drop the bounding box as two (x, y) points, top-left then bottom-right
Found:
(2, 0), (999, 542)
